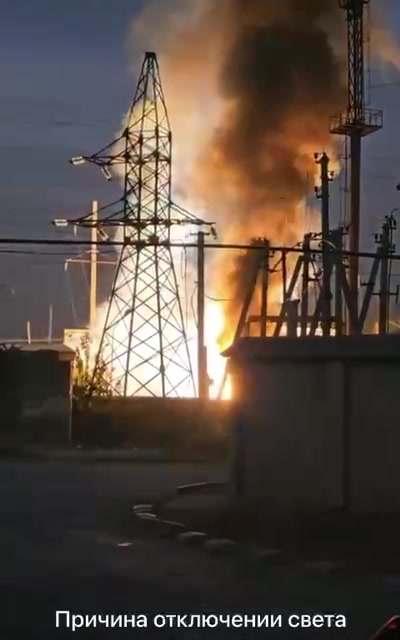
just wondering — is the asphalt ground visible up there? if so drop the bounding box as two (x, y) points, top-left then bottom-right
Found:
(0, 460), (399, 639)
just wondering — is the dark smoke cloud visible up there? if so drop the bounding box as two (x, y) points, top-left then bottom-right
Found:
(131, 0), (350, 343)
(190, 0), (347, 242)
(132, 1), (348, 237)
(184, 0), (348, 342)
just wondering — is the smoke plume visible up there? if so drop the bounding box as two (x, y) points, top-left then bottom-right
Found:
(128, 0), (395, 346)
(132, 0), (347, 240)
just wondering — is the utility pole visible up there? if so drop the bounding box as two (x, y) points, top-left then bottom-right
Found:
(64, 201), (115, 333)
(379, 221), (390, 335)
(315, 152), (333, 336)
(260, 241), (270, 338)
(197, 231), (208, 400)
(331, 228), (345, 336)
(48, 304), (53, 344)
(378, 215), (396, 334)
(301, 234), (311, 336)
(89, 201), (98, 331)
(331, 0), (382, 330)
(359, 213), (396, 334)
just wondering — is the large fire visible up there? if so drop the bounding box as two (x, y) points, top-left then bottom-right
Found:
(126, 0), (349, 398)
(83, 0), (399, 399)
(89, 236), (234, 399)
(204, 300), (232, 399)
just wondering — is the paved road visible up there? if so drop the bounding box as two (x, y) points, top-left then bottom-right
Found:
(0, 460), (399, 639)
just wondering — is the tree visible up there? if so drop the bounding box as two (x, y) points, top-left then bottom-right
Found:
(73, 335), (114, 398)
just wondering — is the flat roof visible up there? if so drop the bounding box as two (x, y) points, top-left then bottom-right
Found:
(0, 341), (75, 354)
(223, 335), (400, 362)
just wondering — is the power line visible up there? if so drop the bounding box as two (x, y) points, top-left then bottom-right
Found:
(0, 249), (116, 256)
(205, 294), (233, 303)
(0, 116), (122, 129)
(0, 236), (397, 261)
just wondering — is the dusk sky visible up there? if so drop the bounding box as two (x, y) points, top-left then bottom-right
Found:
(0, 0), (144, 336)
(0, 0), (400, 338)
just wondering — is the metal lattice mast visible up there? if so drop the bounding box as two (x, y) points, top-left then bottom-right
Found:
(331, 0), (382, 331)
(69, 52), (202, 397)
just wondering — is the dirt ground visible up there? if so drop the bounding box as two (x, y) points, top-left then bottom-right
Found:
(160, 499), (400, 572)
(0, 459), (399, 639)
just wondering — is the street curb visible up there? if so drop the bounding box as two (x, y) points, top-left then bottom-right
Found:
(0, 449), (221, 464)
(131, 504), (351, 572)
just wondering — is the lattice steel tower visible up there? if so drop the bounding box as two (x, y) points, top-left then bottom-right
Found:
(70, 52), (197, 397)
(330, 0), (382, 329)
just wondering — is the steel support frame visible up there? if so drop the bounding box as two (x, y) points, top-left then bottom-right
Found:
(74, 53), (197, 397)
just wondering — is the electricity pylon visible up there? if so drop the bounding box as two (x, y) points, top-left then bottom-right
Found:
(68, 52), (210, 397)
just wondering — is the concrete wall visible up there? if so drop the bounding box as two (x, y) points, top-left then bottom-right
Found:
(350, 363), (400, 512)
(73, 397), (231, 455)
(228, 336), (400, 514)
(231, 361), (344, 512)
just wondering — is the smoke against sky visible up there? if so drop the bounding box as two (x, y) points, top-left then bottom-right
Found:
(131, 0), (347, 245)
(0, 1), (399, 342)
(128, 0), (349, 343)
(127, 0), (400, 347)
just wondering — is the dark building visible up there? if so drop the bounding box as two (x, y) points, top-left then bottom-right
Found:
(0, 342), (75, 445)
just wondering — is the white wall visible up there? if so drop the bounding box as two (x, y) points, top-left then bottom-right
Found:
(350, 363), (400, 512)
(233, 358), (400, 513)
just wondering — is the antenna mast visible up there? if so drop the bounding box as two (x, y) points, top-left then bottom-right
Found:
(330, 0), (383, 332)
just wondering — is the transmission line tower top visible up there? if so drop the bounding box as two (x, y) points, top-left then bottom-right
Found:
(127, 50), (171, 133)
(332, 0), (382, 135)
(64, 51), (211, 238)
(330, 0), (383, 326)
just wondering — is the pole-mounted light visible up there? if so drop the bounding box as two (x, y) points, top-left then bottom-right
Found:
(70, 156), (86, 166)
(53, 219), (69, 227)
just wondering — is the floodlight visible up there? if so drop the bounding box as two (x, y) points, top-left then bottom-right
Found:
(53, 219), (69, 227)
(70, 156), (85, 166)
